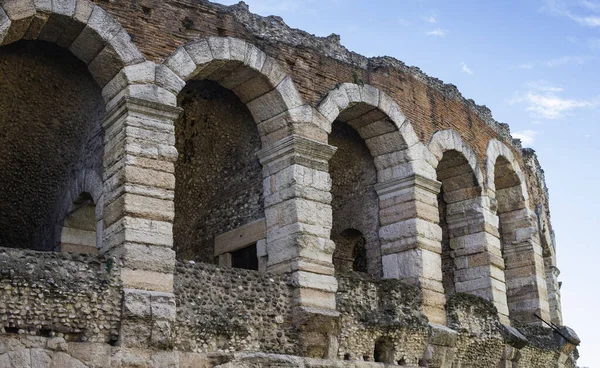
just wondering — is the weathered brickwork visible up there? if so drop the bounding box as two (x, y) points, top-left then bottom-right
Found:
(0, 0), (579, 366)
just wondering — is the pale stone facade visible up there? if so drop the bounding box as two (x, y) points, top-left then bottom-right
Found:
(0, 0), (578, 367)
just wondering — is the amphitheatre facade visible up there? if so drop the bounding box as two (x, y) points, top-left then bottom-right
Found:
(0, 0), (580, 367)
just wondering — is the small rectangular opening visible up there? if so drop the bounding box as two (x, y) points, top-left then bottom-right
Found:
(231, 243), (258, 271)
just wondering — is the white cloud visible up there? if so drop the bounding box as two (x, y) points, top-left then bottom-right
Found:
(511, 80), (599, 119)
(567, 12), (600, 26)
(519, 63), (535, 69)
(525, 80), (564, 93)
(545, 55), (595, 66)
(398, 18), (411, 27)
(541, 0), (600, 27)
(460, 62), (473, 75)
(423, 15), (437, 23)
(513, 130), (539, 147)
(588, 38), (600, 49)
(426, 29), (447, 37)
(584, 133), (592, 138)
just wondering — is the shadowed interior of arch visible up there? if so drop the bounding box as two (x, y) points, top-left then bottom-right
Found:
(436, 149), (482, 297)
(0, 40), (105, 251)
(173, 80), (264, 266)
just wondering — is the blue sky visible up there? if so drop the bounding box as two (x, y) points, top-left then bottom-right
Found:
(213, 0), (600, 365)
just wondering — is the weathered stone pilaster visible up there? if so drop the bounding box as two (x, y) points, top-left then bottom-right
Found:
(446, 196), (510, 324)
(101, 96), (182, 347)
(377, 174), (447, 325)
(499, 207), (550, 325)
(258, 134), (340, 357)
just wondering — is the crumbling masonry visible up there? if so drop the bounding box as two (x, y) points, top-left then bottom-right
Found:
(0, 0), (580, 367)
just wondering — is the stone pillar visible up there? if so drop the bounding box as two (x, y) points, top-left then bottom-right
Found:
(545, 262), (563, 326)
(499, 207), (550, 324)
(377, 174), (447, 325)
(258, 134), (339, 358)
(102, 96), (182, 348)
(446, 195), (510, 324)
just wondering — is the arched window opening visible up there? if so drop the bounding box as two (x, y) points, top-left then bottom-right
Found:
(173, 80), (265, 269)
(329, 120), (379, 276)
(0, 40), (105, 251)
(436, 150), (481, 299)
(332, 229), (368, 273)
(374, 336), (395, 364)
(59, 193), (98, 254)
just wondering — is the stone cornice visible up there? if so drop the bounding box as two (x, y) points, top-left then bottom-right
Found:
(375, 174), (442, 198)
(257, 135), (337, 167)
(103, 96), (183, 130)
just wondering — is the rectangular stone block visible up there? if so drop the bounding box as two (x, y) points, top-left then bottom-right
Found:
(121, 268), (173, 292)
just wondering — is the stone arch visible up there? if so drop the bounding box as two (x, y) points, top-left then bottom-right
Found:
(428, 130), (485, 188)
(317, 83), (431, 277)
(161, 37), (311, 268)
(485, 139), (550, 324)
(428, 130), (510, 324)
(0, 0), (145, 90)
(160, 37), (305, 143)
(485, 139), (528, 202)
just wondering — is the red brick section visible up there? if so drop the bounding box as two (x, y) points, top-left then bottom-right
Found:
(92, 0), (536, 198)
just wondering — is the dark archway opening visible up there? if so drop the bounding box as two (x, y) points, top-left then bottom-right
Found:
(329, 121), (379, 275)
(0, 40), (105, 251)
(332, 228), (368, 273)
(374, 336), (395, 363)
(173, 80), (264, 266)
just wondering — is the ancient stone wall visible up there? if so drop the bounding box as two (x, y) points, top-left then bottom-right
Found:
(173, 261), (297, 354)
(0, 248), (122, 343)
(174, 80), (264, 262)
(0, 40), (105, 251)
(93, 0), (522, 170)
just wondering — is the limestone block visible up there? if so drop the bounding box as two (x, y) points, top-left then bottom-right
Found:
(357, 119), (397, 140)
(2, 0), (35, 22)
(30, 348), (53, 366)
(105, 85), (177, 110)
(184, 38), (212, 66)
(104, 216), (173, 249)
(359, 84), (380, 107)
(244, 43), (266, 72)
(207, 36), (230, 60)
(214, 218), (266, 256)
(261, 56), (287, 88)
(123, 165), (175, 190)
(122, 288), (152, 318)
(33, 0), (51, 12)
(113, 243), (175, 273)
(227, 36), (247, 61)
(342, 83), (361, 102)
(70, 5), (121, 64)
(247, 76), (304, 122)
(73, 0), (94, 23)
(164, 46), (197, 80)
(379, 217), (442, 243)
(88, 45), (126, 87)
(293, 287), (337, 310)
(103, 193), (174, 227)
(0, 8), (12, 44)
(52, 0), (75, 16)
(316, 93), (339, 124)
(151, 293), (176, 321)
(108, 28), (144, 65)
(121, 268), (174, 292)
(291, 271), (338, 292)
(330, 87), (351, 111)
(102, 61), (156, 101)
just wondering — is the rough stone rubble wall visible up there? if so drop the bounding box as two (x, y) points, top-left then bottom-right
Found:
(0, 249), (122, 343)
(173, 262), (297, 354)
